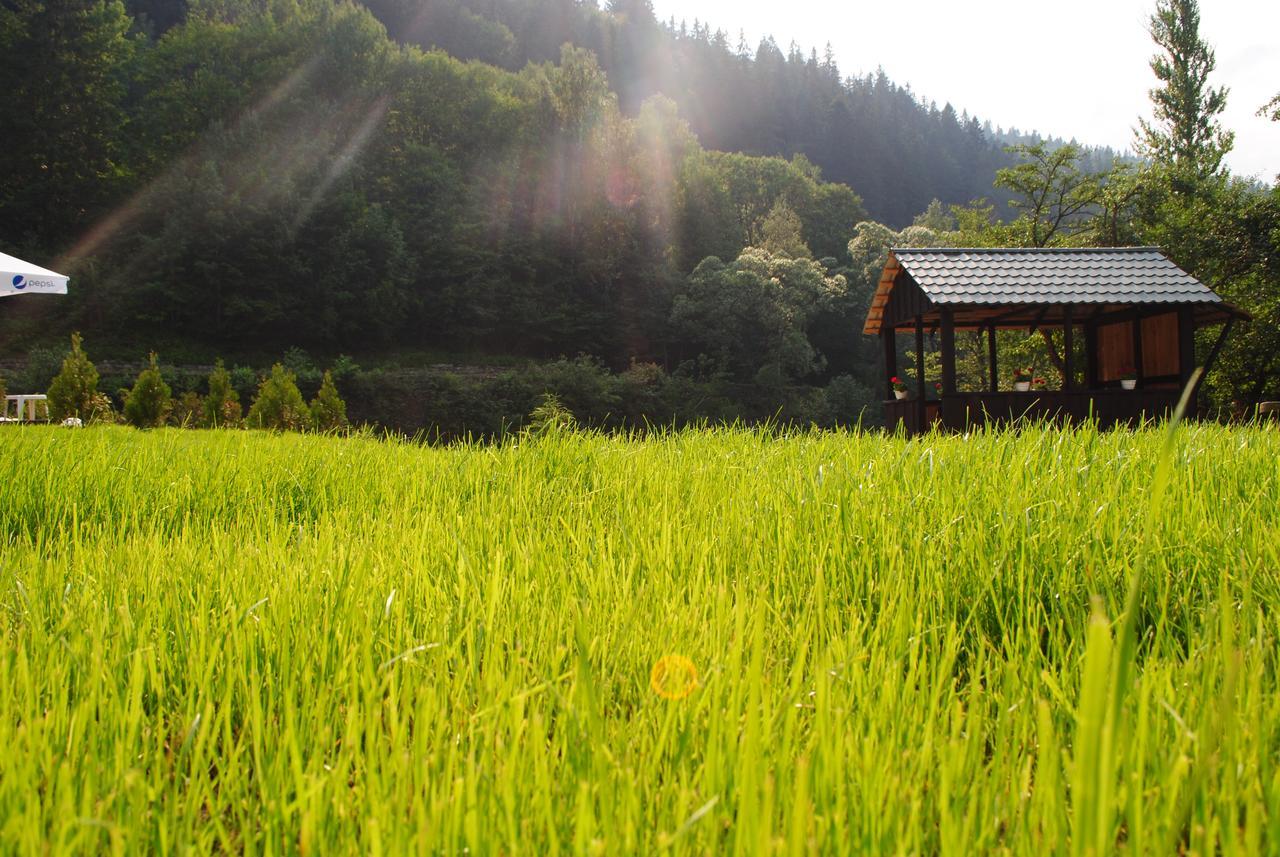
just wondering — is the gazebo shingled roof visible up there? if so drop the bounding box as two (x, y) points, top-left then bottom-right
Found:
(863, 247), (1247, 336)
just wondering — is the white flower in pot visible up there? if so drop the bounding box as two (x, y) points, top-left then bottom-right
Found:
(1013, 368), (1033, 392)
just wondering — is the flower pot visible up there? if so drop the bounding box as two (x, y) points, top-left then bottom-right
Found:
(1014, 381), (1031, 392)
(1120, 379), (1137, 391)
(893, 389), (909, 400)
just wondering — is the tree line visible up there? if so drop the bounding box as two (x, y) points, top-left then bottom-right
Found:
(0, 0), (1275, 431)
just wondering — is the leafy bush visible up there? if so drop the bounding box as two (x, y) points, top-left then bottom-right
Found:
(247, 364), (311, 431)
(526, 392), (576, 434)
(229, 365), (258, 404)
(203, 360), (243, 428)
(124, 353), (173, 428)
(16, 345), (64, 392)
(282, 347), (323, 394)
(823, 375), (876, 427)
(309, 371), (348, 432)
(330, 354), (361, 382)
(170, 391), (204, 427)
(47, 333), (106, 422)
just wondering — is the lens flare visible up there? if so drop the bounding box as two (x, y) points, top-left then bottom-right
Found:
(650, 655), (698, 700)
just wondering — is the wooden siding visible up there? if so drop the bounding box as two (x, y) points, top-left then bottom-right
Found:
(1097, 320), (1135, 382)
(1141, 312), (1179, 377)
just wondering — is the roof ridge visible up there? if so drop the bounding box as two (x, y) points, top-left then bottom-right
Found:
(892, 246), (1165, 253)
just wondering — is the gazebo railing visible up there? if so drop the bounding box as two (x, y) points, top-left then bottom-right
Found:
(884, 389), (1183, 434)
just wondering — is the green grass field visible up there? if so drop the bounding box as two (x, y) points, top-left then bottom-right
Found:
(2, 424), (1278, 854)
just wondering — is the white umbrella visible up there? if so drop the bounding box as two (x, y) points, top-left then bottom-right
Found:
(1, 251), (69, 297)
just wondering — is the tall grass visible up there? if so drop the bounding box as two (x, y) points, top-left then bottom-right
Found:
(1, 423), (1277, 854)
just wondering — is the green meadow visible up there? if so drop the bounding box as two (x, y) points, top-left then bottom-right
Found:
(1, 424), (1278, 854)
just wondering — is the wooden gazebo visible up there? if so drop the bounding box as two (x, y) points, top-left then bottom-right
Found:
(864, 247), (1248, 434)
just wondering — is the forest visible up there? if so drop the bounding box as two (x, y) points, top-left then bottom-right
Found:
(0, 0), (1276, 431)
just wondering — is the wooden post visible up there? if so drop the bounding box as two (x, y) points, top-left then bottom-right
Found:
(882, 327), (897, 399)
(915, 315), (926, 432)
(1062, 305), (1074, 392)
(1177, 307), (1196, 389)
(940, 307), (956, 396)
(1131, 315), (1145, 389)
(1084, 321), (1099, 389)
(987, 324), (998, 392)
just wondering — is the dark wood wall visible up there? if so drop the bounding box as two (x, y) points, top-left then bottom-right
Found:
(1096, 312), (1180, 382)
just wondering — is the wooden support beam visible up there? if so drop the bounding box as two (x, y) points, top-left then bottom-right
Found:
(940, 307), (957, 396)
(1084, 322), (1099, 389)
(1132, 316), (1145, 389)
(987, 324), (998, 393)
(1177, 307), (1196, 389)
(983, 304), (1036, 326)
(1062, 305), (1074, 391)
(915, 315), (926, 432)
(882, 327), (897, 399)
(1027, 306), (1050, 334)
(1188, 319), (1235, 408)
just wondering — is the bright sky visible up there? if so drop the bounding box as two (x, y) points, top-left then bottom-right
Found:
(650, 0), (1279, 180)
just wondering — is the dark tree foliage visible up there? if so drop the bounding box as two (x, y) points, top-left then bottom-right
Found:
(0, 0), (1272, 429)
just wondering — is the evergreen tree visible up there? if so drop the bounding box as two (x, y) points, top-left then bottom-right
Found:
(203, 360), (242, 428)
(123, 353), (173, 428)
(309, 371), (349, 431)
(0, 0), (134, 248)
(247, 364), (311, 431)
(1136, 0), (1232, 177)
(47, 333), (103, 422)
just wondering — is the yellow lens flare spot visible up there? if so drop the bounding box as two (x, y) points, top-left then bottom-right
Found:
(650, 655), (698, 700)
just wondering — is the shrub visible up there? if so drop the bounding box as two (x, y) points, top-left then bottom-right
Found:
(47, 333), (105, 422)
(171, 391), (204, 427)
(309, 371), (348, 432)
(824, 375), (876, 427)
(247, 364), (311, 431)
(123, 353), (173, 428)
(281, 347), (322, 392)
(526, 392), (577, 434)
(229, 365), (258, 403)
(203, 360), (243, 428)
(18, 345), (65, 392)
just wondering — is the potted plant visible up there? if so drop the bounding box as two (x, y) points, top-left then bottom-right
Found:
(934, 381), (943, 398)
(1119, 368), (1137, 390)
(891, 376), (909, 400)
(1013, 367), (1033, 392)
(1034, 377), (1047, 390)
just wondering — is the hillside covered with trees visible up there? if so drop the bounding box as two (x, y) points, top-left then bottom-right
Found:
(0, 0), (1275, 432)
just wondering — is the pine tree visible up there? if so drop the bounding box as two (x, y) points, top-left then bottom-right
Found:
(309, 371), (348, 432)
(123, 353), (173, 428)
(47, 333), (103, 422)
(1136, 0), (1232, 177)
(247, 364), (311, 431)
(203, 360), (242, 428)
(0, 0), (134, 246)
